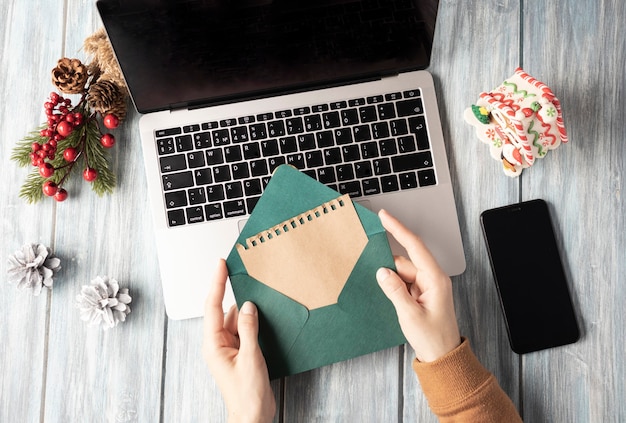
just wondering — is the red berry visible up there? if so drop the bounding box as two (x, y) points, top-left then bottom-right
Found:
(42, 181), (58, 196)
(56, 120), (73, 137)
(54, 188), (68, 202)
(32, 142), (41, 152)
(63, 147), (78, 162)
(103, 114), (119, 129)
(39, 163), (55, 178)
(83, 167), (98, 182)
(100, 133), (116, 148)
(74, 112), (84, 125)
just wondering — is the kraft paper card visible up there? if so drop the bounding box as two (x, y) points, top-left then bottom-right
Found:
(226, 165), (406, 379)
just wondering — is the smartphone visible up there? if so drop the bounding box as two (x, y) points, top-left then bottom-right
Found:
(480, 199), (580, 354)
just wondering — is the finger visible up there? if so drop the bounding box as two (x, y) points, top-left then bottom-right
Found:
(376, 267), (420, 316)
(204, 259), (229, 336)
(379, 209), (443, 276)
(224, 304), (239, 336)
(236, 302), (261, 355)
(394, 255), (417, 283)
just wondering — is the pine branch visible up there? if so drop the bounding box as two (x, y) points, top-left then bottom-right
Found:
(83, 118), (116, 196)
(11, 126), (48, 167)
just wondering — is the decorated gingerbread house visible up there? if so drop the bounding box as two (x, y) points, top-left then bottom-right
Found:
(464, 68), (568, 176)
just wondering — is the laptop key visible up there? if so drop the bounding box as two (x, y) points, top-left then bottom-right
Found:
(297, 133), (316, 151)
(341, 144), (360, 162)
(165, 190), (187, 208)
(317, 167), (336, 184)
(381, 175), (400, 192)
(396, 98), (424, 117)
(162, 171), (193, 191)
(173, 135), (190, 151)
(305, 151), (324, 168)
(261, 139), (279, 156)
(353, 125), (371, 142)
(246, 196), (261, 213)
(206, 148), (224, 165)
(250, 159), (269, 176)
(224, 199), (246, 218)
(212, 129), (231, 146)
(268, 156), (286, 172)
(205, 203), (224, 220)
(391, 151), (433, 172)
(336, 164), (354, 181)
(243, 142), (261, 159)
(249, 123), (268, 140)
(244, 179), (262, 196)
(323, 147), (342, 165)
(418, 169), (437, 186)
(286, 117), (304, 134)
(268, 120), (285, 137)
(373, 158), (391, 175)
(224, 145), (243, 163)
(187, 152), (206, 168)
(160, 154), (187, 173)
(323, 111), (341, 129)
(231, 126), (249, 143)
(188, 187), (207, 205)
(186, 206), (204, 224)
(193, 132), (212, 149)
(379, 139), (397, 156)
(231, 162), (250, 180)
(225, 181), (244, 199)
(355, 161), (373, 178)
(399, 172), (418, 189)
(213, 165), (231, 183)
(338, 181), (362, 197)
(194, 168), (213, 185)
(408, 116), (430, 150)
(157, 138), (175, 155)
(334, 128), (353, 145)
(207, 185), (225, 202)
(279, 136), (298, 154)
(167, 209), (186, 227)
(287, 153), (305, 169)
(157, 127), (182, 137)
(362, 178), (381, 195)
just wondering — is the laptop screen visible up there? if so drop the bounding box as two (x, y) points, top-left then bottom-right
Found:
(97, 0), (439, 114)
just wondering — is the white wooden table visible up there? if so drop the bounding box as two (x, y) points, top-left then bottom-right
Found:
(1, 1), (624, 422)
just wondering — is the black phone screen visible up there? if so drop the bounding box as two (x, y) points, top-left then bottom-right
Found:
(480, 199), (580, 354)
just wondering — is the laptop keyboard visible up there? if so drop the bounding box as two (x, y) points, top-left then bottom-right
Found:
(156, 88), (437, 227)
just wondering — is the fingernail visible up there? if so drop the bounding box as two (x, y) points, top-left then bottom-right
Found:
(240, 301), (257, 316)
(376, 267), (391, 283)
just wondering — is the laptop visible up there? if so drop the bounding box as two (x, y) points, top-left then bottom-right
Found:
(97, 0), (466, 320)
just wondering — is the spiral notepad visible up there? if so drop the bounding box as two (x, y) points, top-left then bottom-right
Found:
(237, 194), (368, 310)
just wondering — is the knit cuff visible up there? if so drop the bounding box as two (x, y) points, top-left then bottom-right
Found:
(412, 337), (493, 411)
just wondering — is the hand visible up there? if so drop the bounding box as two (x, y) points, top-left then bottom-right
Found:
(203, 259), (276, 423)
(376, 210), (461, 362)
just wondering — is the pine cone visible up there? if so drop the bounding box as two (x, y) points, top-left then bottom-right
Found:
(87, 79), (127, 121)
(7, 243), (61, 296)
(76, 276), (132, 330)
(52, 58), (88, 94)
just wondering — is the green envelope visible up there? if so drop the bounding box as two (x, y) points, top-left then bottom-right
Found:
(226, 165), (406, 379)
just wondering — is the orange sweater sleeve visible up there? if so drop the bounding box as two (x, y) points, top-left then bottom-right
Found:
(412, 338), (522, 422)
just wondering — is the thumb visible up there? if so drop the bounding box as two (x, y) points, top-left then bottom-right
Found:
(237, 301), (261, 354)
(376, 267), (417, 315)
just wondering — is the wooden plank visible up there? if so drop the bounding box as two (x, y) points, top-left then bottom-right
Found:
(283, 348), (402, 422)
(161, 318), (283, 423)
(41, 2), (166, 420)
(0, 1), (65, 422)
(402, 0), (523, 420)
(522, 0), (626, 421)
